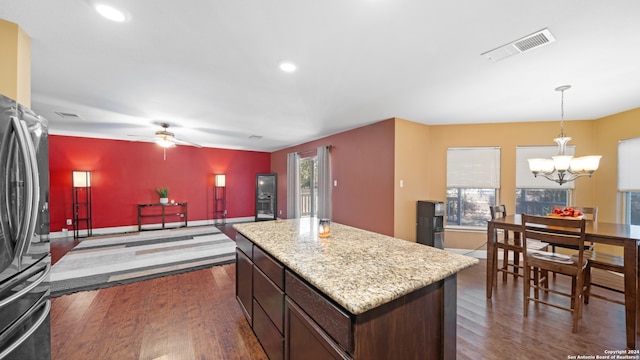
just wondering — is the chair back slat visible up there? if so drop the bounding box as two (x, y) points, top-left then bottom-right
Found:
(490, 205), (506, 220)
(522, 214), (586, 254)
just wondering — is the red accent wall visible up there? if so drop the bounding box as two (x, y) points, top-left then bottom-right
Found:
(49, 135), (271, 232)
(271, 119), (395, 236)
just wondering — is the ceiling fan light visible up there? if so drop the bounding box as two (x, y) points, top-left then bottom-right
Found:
(155, 137), (176, 148)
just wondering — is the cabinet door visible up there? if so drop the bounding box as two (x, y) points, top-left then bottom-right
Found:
(285, 298), (350, 360)
(236, 249), (253, 324)
(254, 299), (284, 360)
(256, 173), (277, 221)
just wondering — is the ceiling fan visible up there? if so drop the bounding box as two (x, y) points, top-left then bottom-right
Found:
(152, 122), (202, 149)
(127, 122), (202, 160)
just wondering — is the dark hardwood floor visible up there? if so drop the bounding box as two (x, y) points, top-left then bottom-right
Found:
(49, 226), (634, 359)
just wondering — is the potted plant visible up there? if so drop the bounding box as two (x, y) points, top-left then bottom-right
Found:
(156, 187), (169, 204)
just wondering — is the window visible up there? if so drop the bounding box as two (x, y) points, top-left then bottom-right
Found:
(515, 189), (568, 216)
(299, 156), (318, 217)
(446, 188), (496, 226)
(625, 192), (640, 225)
(619, 137), (640, 225)
(446, 147), (500, 227)
(515, 146), (572, 215)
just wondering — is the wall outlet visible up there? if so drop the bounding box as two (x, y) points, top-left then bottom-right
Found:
(66, 219), (72, 225)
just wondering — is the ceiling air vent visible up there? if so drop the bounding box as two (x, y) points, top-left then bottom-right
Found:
(481, 28), (556, 62)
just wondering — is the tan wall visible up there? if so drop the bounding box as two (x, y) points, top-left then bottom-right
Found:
(0, 19), (31, 106)
(420, 111), (640, 254)
(424, 120), (597, 250)
(393, 118), (430, 242)
(593, 108), (640, 223)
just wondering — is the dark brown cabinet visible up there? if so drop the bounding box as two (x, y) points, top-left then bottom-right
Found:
(285, 271), (352, 353)
(236, 248), (253, 324)
(285, 298), (349, 360)
(235, 231), (457, 360)
(236, 233), (285, 360)
(254, 267), (284, 333)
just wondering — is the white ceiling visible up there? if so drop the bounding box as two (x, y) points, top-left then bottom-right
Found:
(2, 0), (640, 152)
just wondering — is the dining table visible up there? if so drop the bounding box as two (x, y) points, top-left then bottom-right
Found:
(486, 214), (640, 350)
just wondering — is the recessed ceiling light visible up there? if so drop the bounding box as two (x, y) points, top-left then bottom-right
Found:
(95, 4), (129, 22)
(279, 61), (297, 72)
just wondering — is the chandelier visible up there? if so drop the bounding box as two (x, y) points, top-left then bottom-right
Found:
(527, 85), (601, 185)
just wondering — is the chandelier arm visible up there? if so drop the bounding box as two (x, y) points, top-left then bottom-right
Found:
(533, 172), (566, 185)
(563, 172), (593, 182)
(532, 170), (594, 186)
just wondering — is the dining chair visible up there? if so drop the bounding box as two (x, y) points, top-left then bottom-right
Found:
(550, 206), (598, 253)
(583, 250), (625, 305)
(489, 205), (548, 281)
(521, 214), (589, 333)
(549, 206), (623, 306)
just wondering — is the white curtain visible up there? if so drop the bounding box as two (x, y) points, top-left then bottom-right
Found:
(317, 146), (332, 219)
(287, 152), (300, 218)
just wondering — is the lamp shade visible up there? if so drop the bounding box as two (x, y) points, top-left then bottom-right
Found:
(552, 155), (573, 171)
(215, 174), (226, 187)
(580, 155), (602, 172)
(72, 171), (91, 187)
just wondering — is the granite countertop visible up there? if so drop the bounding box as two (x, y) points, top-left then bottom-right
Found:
(234, 218), (478, 315)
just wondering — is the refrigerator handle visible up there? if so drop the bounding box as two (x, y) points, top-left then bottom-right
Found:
(0, 261), (50, 309)
(19, 118), (41, 252)
(0, 296), (50, 360)
(10, 117), (40, 270)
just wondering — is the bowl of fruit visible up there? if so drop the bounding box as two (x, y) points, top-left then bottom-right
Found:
(547, 207), (584, 219)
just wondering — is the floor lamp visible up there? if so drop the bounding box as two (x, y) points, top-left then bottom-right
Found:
(215, 174), (226, 225)
(72, 170), (92, 239)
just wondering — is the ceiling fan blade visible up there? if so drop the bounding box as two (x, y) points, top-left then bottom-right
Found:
(127, 134), (156, 142)
(194, 127), (251, 138)
(173, 137), (202, 148)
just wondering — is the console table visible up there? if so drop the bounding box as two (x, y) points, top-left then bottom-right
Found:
(137, 202), (188, 231)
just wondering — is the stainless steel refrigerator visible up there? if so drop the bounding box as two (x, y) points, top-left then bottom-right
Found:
(0, 94), (51, 360)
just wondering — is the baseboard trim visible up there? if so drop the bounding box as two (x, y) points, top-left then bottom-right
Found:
(48, 216), (256, 239)
(446, 248), (487, 259)
(446, 248), (530, 262)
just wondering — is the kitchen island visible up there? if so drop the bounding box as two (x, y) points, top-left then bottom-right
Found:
(234, 218), (478, 360)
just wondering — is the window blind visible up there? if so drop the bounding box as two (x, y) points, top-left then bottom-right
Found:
(447, 147), (501, 188)
(618, 137), (640, 191)
(515, 146), (576, 189)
